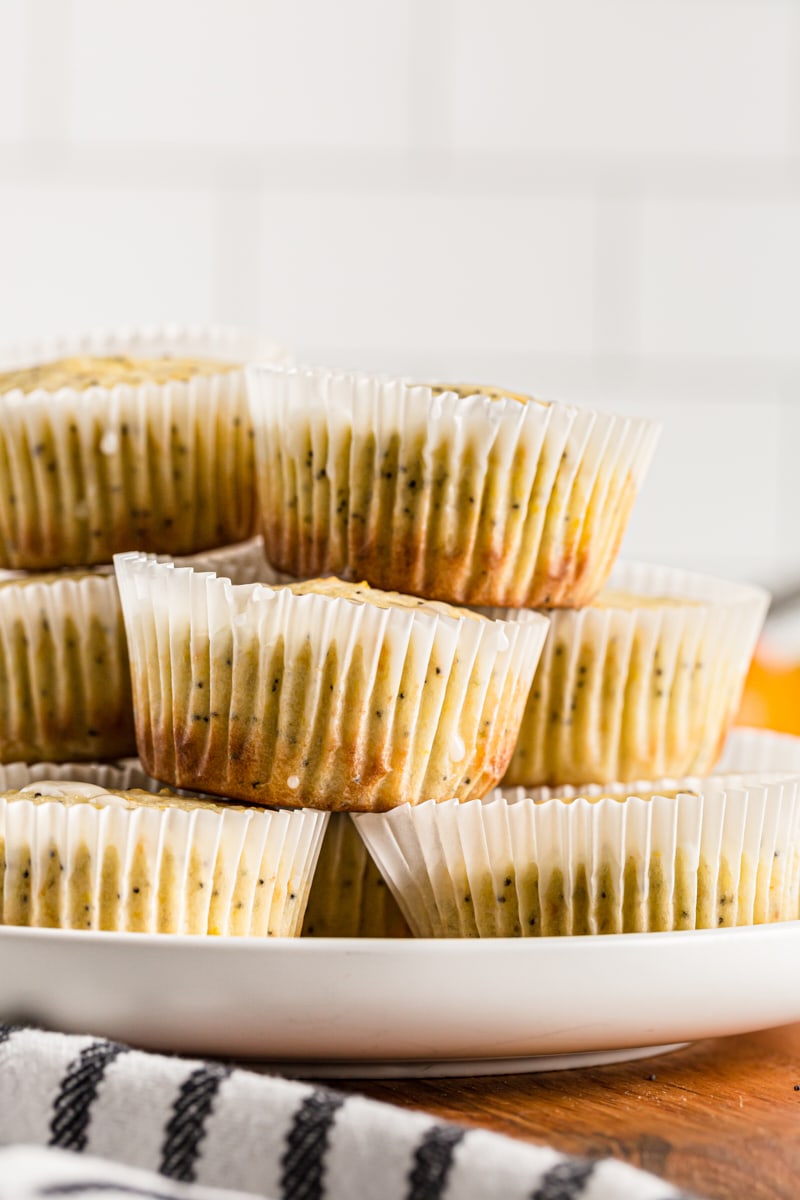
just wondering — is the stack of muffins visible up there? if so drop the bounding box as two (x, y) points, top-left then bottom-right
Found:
(239, 367), (788, 938)
(0, 342), (796, 942)
(0, 329), (330, 936)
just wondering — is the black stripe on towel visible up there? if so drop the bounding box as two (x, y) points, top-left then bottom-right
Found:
(531, 1157), (596, 1200)
(0, 1023), (23, 1046)
(159, 1063), (232, 1183)
(50, 1039), (130, 1151)
(280, 1088), (347, 1200)
(407, 1124), (466, 1200)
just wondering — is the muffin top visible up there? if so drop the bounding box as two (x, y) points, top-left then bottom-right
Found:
(549, 784), (700, 805)
(593, 589), (701, 611)
(509, 782), (703, 807)
(523, 772), (778, 805)
(9, 780), (258, 815)
(425, 381), (548, 407)
(283, 577), (484, 621)
(0, 354), (240, 395)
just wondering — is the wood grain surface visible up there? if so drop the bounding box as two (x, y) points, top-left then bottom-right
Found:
(335, 1023), (800, 1200)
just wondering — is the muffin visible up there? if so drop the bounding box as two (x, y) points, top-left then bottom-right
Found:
(0, 759), (407, 937)
(0, 326), (288, 569)
(114, 555), (550, 812)
(246, 366), (660, 608)
(354, 774), (800, 937)
(0, 570), (133, 762)
(715, 727), (800, 777)
(302, 814), (410, 937)
(500, 562), (769, 788)
(0, 779), (327, 935)
(0, 538), (280, 763)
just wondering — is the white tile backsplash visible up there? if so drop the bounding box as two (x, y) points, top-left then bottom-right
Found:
(257, 190), (597, 355)
(592, 195), (643, 354)
(23, 0), (72, 141)
(0, 185), (218, 342)
(777, 403), (800, 583)
(0, 0), (797, 587)
(640, 199), (800, 356)
(69, 0), (413, 148)
(451, 0), (796, 156)
(0, 1), (28, 141)
(617, 398), (784, 584)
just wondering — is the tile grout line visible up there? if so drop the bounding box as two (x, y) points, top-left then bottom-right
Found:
(212, 189), (263, 331)
(0, 143), (799, 197)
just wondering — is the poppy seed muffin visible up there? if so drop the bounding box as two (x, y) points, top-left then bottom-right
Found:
(0, 780), (327, 935)
(0, 760), (410, 938)
(354, 774), (800, 937)
(0, 538), (282, 763)
(499, 563), (768, 787)
(114, 554), (550, 812)
(0, 327), (287, 570)
(302, 814), (410, 937)
(0, 570), (133, 762)
(247, 366), (659, 608)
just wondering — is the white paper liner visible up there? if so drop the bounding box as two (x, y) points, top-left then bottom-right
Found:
(355, 776), (800, 937)
(0, 782), (327, 936)
(247, 366), (660, 608)
(179, 536), (289, 586)
(14, 761), (408, 937)
(0, 759), (154, 793)
(0, 326), (289, 570)
(302, 813), (410, 937)
(0, 572), (133, 762)
(0, 757), (241, 802)
(114, 554), (550, 812)
(0, 539), (280, 763)
(499, 561), (769, 787)
(714, 727), (800, 777)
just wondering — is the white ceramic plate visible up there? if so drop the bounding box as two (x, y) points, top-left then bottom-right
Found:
(2, 921), (800, 1077)
(4, 728), (799, 1078)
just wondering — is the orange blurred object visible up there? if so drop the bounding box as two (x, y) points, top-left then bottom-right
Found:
(737, 644), (800, 735)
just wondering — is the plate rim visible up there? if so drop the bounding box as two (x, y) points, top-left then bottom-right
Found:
(2, 917), (799, 952)
(4, 918), (799, 1070)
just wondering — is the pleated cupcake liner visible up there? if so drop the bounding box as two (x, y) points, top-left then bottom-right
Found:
(0, 539), (280, 763)
(247, 366), (660, 608)
(715, 727), (800, 777)
(114, 554), (550, 812)
(354, 775), (800, 938)
(0, 326), (288, 570)
(0, 572), (134, 763)
(0, 759), (154, 793)
(498, 561), (769, 788)
(0, 781), (327, 936)
(0, 760), (407, 937)
(177, 536), (291, 586)
(302, 813), (410, 937)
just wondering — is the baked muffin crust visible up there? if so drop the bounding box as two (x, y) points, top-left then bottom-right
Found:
(284, 577), (482, 621)
(0, 355), (238, 394)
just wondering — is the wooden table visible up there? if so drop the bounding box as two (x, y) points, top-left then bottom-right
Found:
(338, 1023), (800, 1200)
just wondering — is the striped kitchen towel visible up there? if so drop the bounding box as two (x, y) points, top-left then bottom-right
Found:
(0, 1026), (697, 1200)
